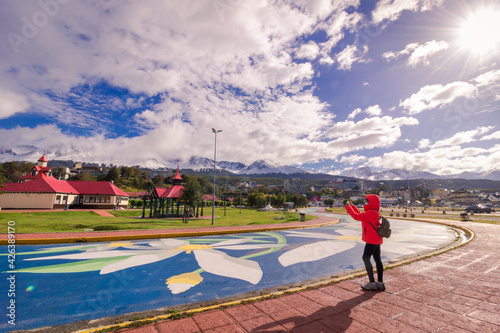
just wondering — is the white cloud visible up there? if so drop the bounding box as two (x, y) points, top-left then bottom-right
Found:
(418, 138), (430, 149)
(317, 10), (364, 64)
(372, 0), (444, 24)
(339, 154), (368, 164)
(473, 69), (500, 87)
(481, 130), (500, 141)
(323, 116), (419, 155)
(430, 127), (494, 148)
(383, 40), (448, 67)
(366, 126), (497, 175)
(365, 105), (382, 116)
(383, 42), (419, 61)
(368, 144), (500, 175)
(348, 105), (382, 119)
(400, 82), (478, 115)
(347, 108), (362, 120)
(0, 88), (30, 119)
(295, 41), (320, 60)
(336, 44), (369, 70)
(408, 40), (448, 67)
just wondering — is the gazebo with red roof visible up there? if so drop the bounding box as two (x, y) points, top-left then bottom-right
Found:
(142, 166), (185, 218)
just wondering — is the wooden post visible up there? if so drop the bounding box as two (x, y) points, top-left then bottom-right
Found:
(142, 197), (146, 218)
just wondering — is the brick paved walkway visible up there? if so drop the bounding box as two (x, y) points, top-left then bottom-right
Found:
(110, 219), (499, 333)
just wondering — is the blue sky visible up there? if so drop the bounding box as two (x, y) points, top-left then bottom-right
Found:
(0, 0), (499, 175)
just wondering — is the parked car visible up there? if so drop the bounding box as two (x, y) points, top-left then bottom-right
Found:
(464, 205), (494, 213)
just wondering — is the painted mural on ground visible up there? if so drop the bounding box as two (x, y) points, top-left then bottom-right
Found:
(0, 215), (458, 332)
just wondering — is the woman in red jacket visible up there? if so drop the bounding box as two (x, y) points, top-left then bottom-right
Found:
(345, 194), (385, 291)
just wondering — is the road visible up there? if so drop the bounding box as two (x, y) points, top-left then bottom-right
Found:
(0, 210), (465, 332)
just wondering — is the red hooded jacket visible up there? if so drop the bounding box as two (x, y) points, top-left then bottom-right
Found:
(345, 194), (382, 245)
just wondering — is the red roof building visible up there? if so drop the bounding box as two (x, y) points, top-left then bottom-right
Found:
(201, 194), (219, 201)
(2, 176), (79, 194)
(0, 155), (130, 209)
(67, 181), (129, 196)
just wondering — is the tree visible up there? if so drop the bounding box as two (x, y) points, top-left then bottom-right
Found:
(181, 178), (203, 212)
(246, 192), (266, 208)
(52, 167), (66, 180)
(151, 174), (165, 187)
(296, 195), (309, 208)
(105, 166), (121, 183)
(196, 176), (213, 194)
(324, 198), (334, 206)
(80, 171), (94, 181)
(120, 166), (136, 178)
(0, 161), (34, 183)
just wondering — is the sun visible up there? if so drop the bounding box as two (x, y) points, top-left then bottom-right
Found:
(458, 8), (500, 54)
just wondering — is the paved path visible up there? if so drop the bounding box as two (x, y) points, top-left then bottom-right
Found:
(108, 219), (499, 333)
(92, 210), (117, 217)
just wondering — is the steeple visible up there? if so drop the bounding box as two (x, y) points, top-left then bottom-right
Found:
(38, 154), (48, 167)
(172, 165), (182, 186)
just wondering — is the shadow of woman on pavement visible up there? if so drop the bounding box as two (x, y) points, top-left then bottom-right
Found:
(251, 290), (378, 332)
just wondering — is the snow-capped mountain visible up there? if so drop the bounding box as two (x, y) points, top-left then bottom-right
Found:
(237, 160), (313, 175)
(185, 158), (312, 176)
(186, 156), (246, 173)
(0, 146), (41, 162)
(343, 167), (442, 180)
(343, 167), (500, 181)
(449, 169), (500, 181)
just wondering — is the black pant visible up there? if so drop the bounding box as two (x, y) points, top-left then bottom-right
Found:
(363, 243), (383, 283)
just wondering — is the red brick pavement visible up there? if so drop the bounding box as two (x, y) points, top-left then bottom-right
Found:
(111, 219), (500, 333)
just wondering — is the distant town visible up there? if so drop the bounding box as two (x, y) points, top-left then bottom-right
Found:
(0, 156), (499, 211)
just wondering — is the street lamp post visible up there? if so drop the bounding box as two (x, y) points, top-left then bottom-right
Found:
(212, 128), (222, 225)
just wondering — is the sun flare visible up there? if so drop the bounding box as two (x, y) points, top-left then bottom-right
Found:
(459, 8), (500, 54)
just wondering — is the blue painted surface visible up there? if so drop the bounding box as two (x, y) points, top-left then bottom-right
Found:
(0, 212), (458, 332)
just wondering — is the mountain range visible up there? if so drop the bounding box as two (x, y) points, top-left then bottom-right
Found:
(1, 146), (499, 181)
(343, 167), (500, 181)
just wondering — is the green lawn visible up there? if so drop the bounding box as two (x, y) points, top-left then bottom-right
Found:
(0, 208), (316, 233)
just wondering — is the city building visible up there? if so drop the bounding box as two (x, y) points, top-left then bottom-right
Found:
(448, 189), (479, 205)
(379, 187), (420, 205)
(284, 178), (306, 194)
(325, 178), (365, 191)
(308, 195), (323, 207)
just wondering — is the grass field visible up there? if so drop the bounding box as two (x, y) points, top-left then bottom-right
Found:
(0, 208), (316, 233)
